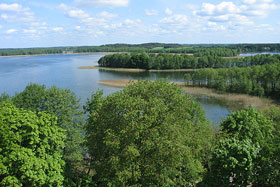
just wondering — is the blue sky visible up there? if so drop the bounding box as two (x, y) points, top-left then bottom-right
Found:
(0, 0), (279, 48)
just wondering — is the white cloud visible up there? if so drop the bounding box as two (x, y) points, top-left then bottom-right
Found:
(29, 22), (48, 30)
(75, 26), (81, 30)
(23, 29), (37, 33)
(67, 9), (90, 19)
(203, 25), (226, 31)
(5, 29), (17, 34)
(0, 25), (2, 29)
(183, 4), (198, 10)
(145, 9), (159, 16)
(197, 2), (241, 16)
(243, 0), (273, 4)
(0, 3), (24, 12)
(208, 21), (217, 27)
(209, 14), (254, 25)
(97, 11), (117, 19)
(57, 3), (68, 11)
(243, 0), (257, 4)
(75, 0), (130, 8)
(0, 3), (35, 23)
(58, 4), (116, 29)
(160, 15), (188, 27)
(52, 27), (64, 32)
(194, 0), (278, 29)
(81, 17), (107, 26)
(204, 21), (227, 31)
(124, 19), (141, 25)
(165, 8), (173, 15)
(111, 23), (123, 29)
(196, 1), (278, 18)
(1, 14), (9, 20)
(96, 31), (104, 35)
(246, 3), (278, 17)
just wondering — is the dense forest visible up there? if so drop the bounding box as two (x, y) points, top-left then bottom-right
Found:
(0, 46), (237, 57)
(227, 43), (280, 52)
(98, 53), (280, 69)
(185, 62), (280, 98)
(1, 43), (280, 56)
(1, 80), (280, 186)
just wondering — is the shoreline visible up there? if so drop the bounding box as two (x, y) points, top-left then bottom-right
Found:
(78, 65), (197, 72)
(0, 51), (244, 58)
(98, 80), (274, 110)
(0, 52), (121, 58)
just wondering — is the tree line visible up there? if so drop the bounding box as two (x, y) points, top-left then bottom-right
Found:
(228, 43), (280, 53)
(148, 47), (238, 57)
(3, 43), (280, 57)
(185, 62), (280, 98)
(0, 46), (237, 57)
(98, 53), (280, 70)
(0, 80), (280, 186)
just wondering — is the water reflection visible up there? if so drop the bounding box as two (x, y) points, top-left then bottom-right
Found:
(98, 69), (187, 82)
(240, 52), (280, 56)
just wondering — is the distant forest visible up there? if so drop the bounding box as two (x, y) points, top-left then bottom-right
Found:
(98, 52), (280, 99)
(98, 53), (280, 69)
(186, 63), (280, 98)
(1, 43), (280, 56)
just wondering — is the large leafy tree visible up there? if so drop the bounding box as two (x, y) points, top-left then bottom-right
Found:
(0, 102), (65, 186)
(203, 107), (278, 186)
(11, 84), (84, 185)
(84, 80), (214, 186)
(262, 105), (280, 186)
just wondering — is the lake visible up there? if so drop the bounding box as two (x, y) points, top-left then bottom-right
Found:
(0, 53), (230, 124)
(240, 52), (280, 56)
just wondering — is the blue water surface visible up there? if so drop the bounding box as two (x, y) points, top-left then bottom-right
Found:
(0, 53), (230, 124)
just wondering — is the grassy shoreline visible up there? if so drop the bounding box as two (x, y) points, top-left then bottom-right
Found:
(98, 79), (275, 110)
(78, 65), (197, 72)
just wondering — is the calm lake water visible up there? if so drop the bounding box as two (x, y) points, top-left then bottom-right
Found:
(240, 52), (280, 56)
(0, 53), (231, 124)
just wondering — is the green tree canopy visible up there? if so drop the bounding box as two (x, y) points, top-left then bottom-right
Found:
(84, 80), (214, 186)
(11, 84), (84, 185)
(0, 101), (65, 186)
(203, 107), (278, 186)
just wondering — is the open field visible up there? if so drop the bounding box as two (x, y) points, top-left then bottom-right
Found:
(98, 79), (275, 109)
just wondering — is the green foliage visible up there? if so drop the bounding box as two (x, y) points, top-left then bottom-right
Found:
(11, 84), (85, 185)
(0, 101), (65, 186)
(188, 62), (280, 98)
(204, 138), (260, 186)
(193, 47), (238, 57)
(220, 107), (273, 142)
(229, 43), (280, 53)
(202, 107), (279, 186)
(1, 43), (280, 56)
(0, 93), (10, 102)
(99, 52), (280, 70)
(85, 80), (214, 186)
(263, 105), (280, 125)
